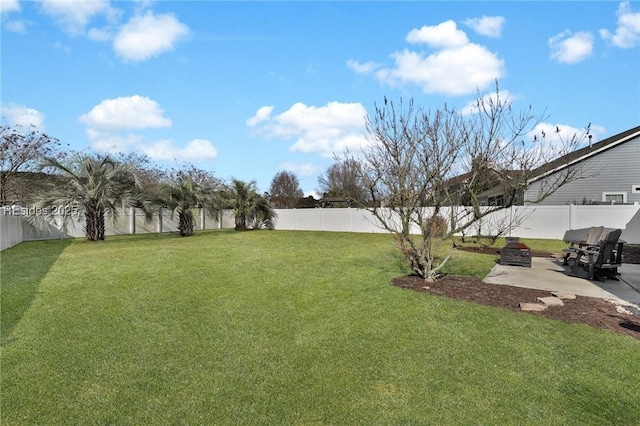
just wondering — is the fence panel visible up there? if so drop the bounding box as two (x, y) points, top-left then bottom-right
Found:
(320, 209), (351, 232)
(571, 205), (638, 231)
(503, 206), (570, 240)
(0, 213), (23, 250)
(294, 209), (323, 231)
(349, 209), (387, 233)
(273, 209), (297, 230)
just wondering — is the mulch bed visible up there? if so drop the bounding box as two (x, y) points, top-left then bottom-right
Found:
(392, 244), (640, 340)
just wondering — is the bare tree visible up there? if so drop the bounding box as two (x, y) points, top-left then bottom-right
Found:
(269, 170), (304, 208)
(361, 85), (587, 281)
(0, 124), (63, 205)
(113, 152), (170, 189)
(317, 157), (370, 207)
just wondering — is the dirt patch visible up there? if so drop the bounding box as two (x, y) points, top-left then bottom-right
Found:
(392, 274), (640, 340)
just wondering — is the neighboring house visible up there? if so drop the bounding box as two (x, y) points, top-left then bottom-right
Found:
(445, 169), (523, 207)
(478, 125), (640, 206)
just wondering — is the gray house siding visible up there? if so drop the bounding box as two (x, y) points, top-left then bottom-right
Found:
(525, 133), (640, 205)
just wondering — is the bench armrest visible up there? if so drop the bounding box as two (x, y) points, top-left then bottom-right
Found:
(580, 248), (600, 256)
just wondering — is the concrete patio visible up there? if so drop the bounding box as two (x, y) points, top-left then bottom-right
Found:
(483, 257), (640, 304)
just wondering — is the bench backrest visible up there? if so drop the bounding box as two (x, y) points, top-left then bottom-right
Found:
(594, 229), (622, 267)
(585, 226), (605, 245)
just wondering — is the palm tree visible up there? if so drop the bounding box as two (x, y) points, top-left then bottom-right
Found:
(158, 172), (219, 237)
(33, 153), (147, 241)
(222, 179), (276, 231)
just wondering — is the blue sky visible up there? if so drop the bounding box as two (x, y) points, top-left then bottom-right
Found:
(2, 1), (639, 196)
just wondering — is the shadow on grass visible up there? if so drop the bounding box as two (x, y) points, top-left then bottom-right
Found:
(1, 238), (73, 345)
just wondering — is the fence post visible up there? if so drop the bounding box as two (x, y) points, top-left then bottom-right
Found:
(349, 208), (353, 232)
(568, 204), (574, 230)
(200, 208), (206, 230)
(129, 207), (136, 235)
(157, 209), (163, 233)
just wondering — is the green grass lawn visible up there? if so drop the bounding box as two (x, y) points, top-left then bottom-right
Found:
(2, 230), (639, 424)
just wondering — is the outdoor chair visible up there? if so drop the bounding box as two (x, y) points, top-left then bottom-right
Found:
(562, 226), (605, 265)
(569, 229), (623, 281)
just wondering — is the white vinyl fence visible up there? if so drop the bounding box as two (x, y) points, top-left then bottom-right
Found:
(272, 204), (640, 244)
(1, 204), (639, 251)
(0, 212), (23, 251)
(0, 207), (236, 251)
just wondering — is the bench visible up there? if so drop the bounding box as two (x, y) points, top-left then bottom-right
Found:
(562, 226), (605, 265)
(569, 229), (623, 281)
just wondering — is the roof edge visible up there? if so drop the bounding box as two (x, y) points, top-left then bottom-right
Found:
(528, 125), (640, 184)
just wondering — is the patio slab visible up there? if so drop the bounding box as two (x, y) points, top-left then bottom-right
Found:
(483, 257), (640, 304)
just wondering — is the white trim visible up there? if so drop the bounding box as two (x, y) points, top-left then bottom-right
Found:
(602, 191), (627, 203)
(529, 128), (640, 184)
(632, 185), (640, 194)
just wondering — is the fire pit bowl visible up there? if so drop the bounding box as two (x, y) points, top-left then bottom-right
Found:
(500, 241), (531, 267)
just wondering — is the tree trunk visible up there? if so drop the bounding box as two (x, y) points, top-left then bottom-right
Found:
(235, 213), (246, 231)
(179, 209), (194, 237)
(98, 209), (105, 240)
(85, 206), (105, 241)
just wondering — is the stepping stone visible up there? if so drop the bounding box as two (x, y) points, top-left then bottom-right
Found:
(615, 305), (634, 315)
(519, 303), (547, 312)
(551, 292), (576, 300)
(537, 296), (564, 307)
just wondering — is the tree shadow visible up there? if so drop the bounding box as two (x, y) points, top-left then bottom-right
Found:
(620, 321), (640, 333)
(1, 238), (73, 346)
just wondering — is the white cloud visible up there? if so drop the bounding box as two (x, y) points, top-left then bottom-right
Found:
(528, 122), (606, 160)
(35, 1), (189, 62)
(459, 90), (514, 116)
(87, 26), (112, 42)
(81, 95), (217, 162)
(250, 101), (369, 158)
(278, 162), (318, 177)
(246, 106), (274, 127)
(600, 1), (640, 48)
(38, 0), (120, 35)
(1, 103), (45, 128)
(113, 11), (190, 62)
(79, 95), (172, 131)
(87, 130), (218, 162)
(352, 21), (504, 96)
(4, 20), (25, 33)
(140, 138), (218, 161)
(1, 0), (24, 32)
(377, 44), (504, 96)
(346, 59), (381, 74)
(305, 189), (320, 199)
(0, 0), (20, 14)
(549, 30), (594, 64)
(86, 129), (143, 153)
(406, 20), (469, 48)
(463, 16), (505, 38)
